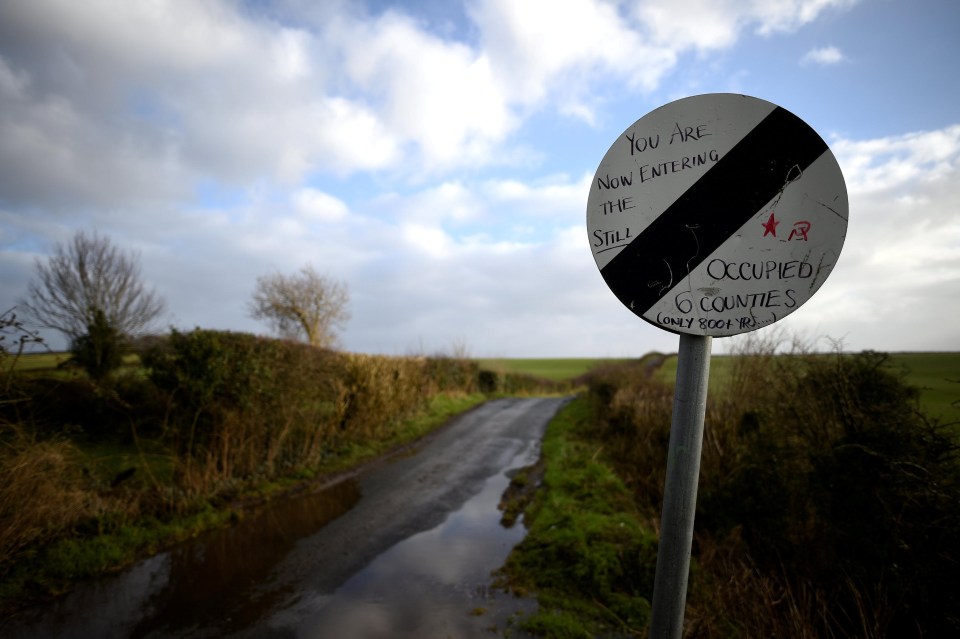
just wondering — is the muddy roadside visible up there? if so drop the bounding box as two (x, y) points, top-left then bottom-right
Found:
(3, 397), (570, 638)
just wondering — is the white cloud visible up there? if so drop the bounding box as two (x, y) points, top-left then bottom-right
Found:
(801, 45), (846, 66)
(0, 0), (402, 212)
(389, 181), (481, 226)
(751, 0), (860, 35)
(0, 69), (190, 211)
(292, 189), (349, 222)
(483, 174), (591, 222)
(471, 0), (676, 114)
(634, 0), (859, 49)
(465, 0), (860, 128)
(272, 29), (312, 82)
(831, 125), (960, 193)
(0, 0), (865, 209)
(333, 11), (515, 168)
(373, 174), (591, 233)
(635, 0), (744, 50)
(401, 223), (456, 260)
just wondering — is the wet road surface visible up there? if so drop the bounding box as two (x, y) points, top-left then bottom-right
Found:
(2, 397), (568, 638)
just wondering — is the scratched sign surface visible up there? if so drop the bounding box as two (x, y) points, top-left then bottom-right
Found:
(586, 93), (848, 336)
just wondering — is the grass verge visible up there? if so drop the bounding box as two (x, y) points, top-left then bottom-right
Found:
(498, 397), (657, 638)
(0, 505), (233, 608)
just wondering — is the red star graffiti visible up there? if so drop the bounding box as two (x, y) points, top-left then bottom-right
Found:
(761, 212), (779, 237)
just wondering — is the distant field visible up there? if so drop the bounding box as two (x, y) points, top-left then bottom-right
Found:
(484, 352), (957, 424)
(6, 351), (72, 371)
(654, 351), (959, 425)
(887, 352), (960, 424)
(476, 358), (629, 382)
(7, 351), (140, 376)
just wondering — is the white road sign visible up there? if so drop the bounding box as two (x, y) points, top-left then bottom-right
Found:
(586, 93), (848, 336)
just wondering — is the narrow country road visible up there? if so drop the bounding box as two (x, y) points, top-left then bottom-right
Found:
(2, 397), (568, 639)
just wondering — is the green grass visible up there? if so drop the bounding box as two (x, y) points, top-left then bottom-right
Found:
(652, 352), (735, 388)
(0, 505), (234, 609)
(499, 397), (656, 637)
(7, 351), (143, 380)
(6, 351), (73, 372)
(76, 440), (176, 486)
(477, 358), (628, 381)
(887, 352), (960, 424)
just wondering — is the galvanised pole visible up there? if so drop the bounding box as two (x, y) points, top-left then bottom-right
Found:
(649, 333), (712, 638)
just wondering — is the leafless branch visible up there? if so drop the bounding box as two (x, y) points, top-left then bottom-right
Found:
(248, 264), (349, 349)
(19, 231), (166, 341)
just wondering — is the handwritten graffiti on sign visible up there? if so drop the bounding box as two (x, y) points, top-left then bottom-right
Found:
(585, 93), (849, 337)
(788, 221), (811, 241)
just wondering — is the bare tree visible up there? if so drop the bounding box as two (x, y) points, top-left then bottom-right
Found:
(20, 231), (166, 342)
(249, 265), (349, 349)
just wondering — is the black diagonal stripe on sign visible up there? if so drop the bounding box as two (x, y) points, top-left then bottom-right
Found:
(600, 106), (829, 317)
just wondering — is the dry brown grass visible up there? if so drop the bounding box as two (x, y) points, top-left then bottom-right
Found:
(133, 332), (486, 506)
(687, 528), (893, 639)
(0, 424), (104, 568)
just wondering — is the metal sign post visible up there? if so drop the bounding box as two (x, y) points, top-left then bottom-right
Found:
(585, 94), (848, 638)
(649, 333), (711, 639)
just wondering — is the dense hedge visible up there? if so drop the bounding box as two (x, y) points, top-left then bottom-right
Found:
(585, 350), (960, 637)
(138, 329), (484, 500)
(0, 330), (491, 559)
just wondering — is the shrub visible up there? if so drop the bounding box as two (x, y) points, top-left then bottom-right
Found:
(585, 360), (674, 510)
(500, 371), (569, 396)
(1, 309), (45, 414)
(139, 329), (488, 502)
(585, 348), (960, 637)
(422, 356), (479, 394)
(478, 369), (498, 393)
(782, 352), (959, 636)
(70, 309), (125, 383)
(140, 330), (342, 498)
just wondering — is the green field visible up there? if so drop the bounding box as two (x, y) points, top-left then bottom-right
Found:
(480, 352), (959, 425)
(5, 351), (73, 371)
(6, 351), (140, 376)
(886, 352), (960, 423)
(476, 358), (629, 381)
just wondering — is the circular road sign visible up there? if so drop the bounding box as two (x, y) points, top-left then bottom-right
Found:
(586, 93), (848, 337)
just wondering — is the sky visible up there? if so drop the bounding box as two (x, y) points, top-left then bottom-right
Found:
(1, 0), (958, 358)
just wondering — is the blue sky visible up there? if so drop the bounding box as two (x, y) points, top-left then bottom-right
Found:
(1, 0), (958, 357)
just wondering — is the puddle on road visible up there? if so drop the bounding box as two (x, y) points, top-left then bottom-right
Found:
(3, 438), (539, 639)
(2, 480), (361, 639)
(267, 446), (538, 639)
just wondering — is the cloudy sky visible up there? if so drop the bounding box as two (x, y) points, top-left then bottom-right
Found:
(1, 0), (958, 357)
